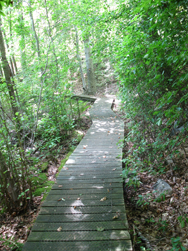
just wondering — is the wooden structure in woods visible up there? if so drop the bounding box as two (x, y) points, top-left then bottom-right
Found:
(23, 97), (132, 251)
(71, 94), (96, 102)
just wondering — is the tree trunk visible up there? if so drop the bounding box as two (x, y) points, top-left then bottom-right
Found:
(12, 55), (18, 73)
(44, 0), (60, 88)
(75, 26), (87, 92)
(0, 24), (21, 132)
(0, 149), (20, 210)
(28, 0), (41, 58)
(84, 38), (96, 95)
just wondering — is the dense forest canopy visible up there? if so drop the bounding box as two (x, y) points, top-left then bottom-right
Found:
(0, 0), (187, 238)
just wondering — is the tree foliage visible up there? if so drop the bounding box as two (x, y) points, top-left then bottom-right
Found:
(112, 0), (188, 172)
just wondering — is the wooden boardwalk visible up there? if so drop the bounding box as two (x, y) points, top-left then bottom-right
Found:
(23, 97), (132, 251)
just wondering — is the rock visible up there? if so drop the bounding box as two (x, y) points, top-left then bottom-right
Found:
(152, 179), (172, 197)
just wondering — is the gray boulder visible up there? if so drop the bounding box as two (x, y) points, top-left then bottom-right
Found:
(153, 179), (172, 197)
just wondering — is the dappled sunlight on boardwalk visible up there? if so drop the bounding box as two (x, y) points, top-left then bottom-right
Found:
(23, 97), (132, 251)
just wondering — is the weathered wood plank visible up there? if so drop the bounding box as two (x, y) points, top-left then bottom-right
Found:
(52, 182), (122, 189)
(56, 174), (121, 181)
(56, 178), (122, 183)
(35, 213), (127, 223)
(71, 94), (96, 102)
(27, 230), (130, 241)
(39, 205), (126, 215)
(23, 240), (133, 251)
(62, 163), (122, 168)
(57, 170), (122, 176)
(31, 220), (128, 231)
(45, 193), (124, 201)
(65, 159), (121, 165)
(42, 198), (124, 207)
(48, 188), (122, 195)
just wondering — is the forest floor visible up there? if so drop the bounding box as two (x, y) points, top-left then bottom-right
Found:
(122, 123), (188, 251)
(0, 80), (187, 251)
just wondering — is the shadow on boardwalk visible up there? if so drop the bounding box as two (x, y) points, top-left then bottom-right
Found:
(23, 97), (132, 251)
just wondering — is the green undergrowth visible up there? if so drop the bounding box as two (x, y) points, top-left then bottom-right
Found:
(57, 150), (74, 173)
(32, 173), (54, 201)
(32, 131), (84, 201)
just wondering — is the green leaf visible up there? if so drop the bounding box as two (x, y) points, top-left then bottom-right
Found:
(97, 226), (104, 232)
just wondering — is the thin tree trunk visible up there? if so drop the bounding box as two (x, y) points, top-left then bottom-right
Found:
(84, 38), (96, 95)
(44, 0), (60, 92)
(10, 57), (15, 76)
(75, 26), (87, 92)
(28, 0), (46, 143)
(17, 10), (27, 73)
(28, 0), (40, 59)
(0, 23), (21, 133)
(12, 55), (18, 73)
(0, 150), (20, 208)
(0, 64), (3, 76)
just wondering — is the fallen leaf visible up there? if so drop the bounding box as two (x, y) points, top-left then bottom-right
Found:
(83, 145), (88, 149)
(58, 198), (65, 201)
(112, 215), (119, 220)
(77, 197), (81, 200)
(97, 226), (105, 232)
(58, 185), (63, 187)
(100, 196), (107, 201)
(57, 226), (62, 232)
(107, 189), (110, 192)
(112, 168), (116, 171)
(74, 206), (77, 209)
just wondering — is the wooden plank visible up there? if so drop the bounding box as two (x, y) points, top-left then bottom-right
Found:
(65, 159), (121, 165)
(39, 205), (126, 215)
(56, 178), (122, 183)
(56, 174), (121, 180)
(35, 213), (127, 223)
(27, 230), (130, 241)
(71, 94), (96, 102)
(23, 240), (133, 251)
(65, 156), (121, 160)
(42, 199), (124, 207)
(73, 150), (122, 154)
(57, 170), (122, 176)
(31, 220), (128, 231)
(48, 188), (122, 195)
(62, 163), (122, 168)
(52, 182), (122, 189)
(45, 193), (124, 201)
